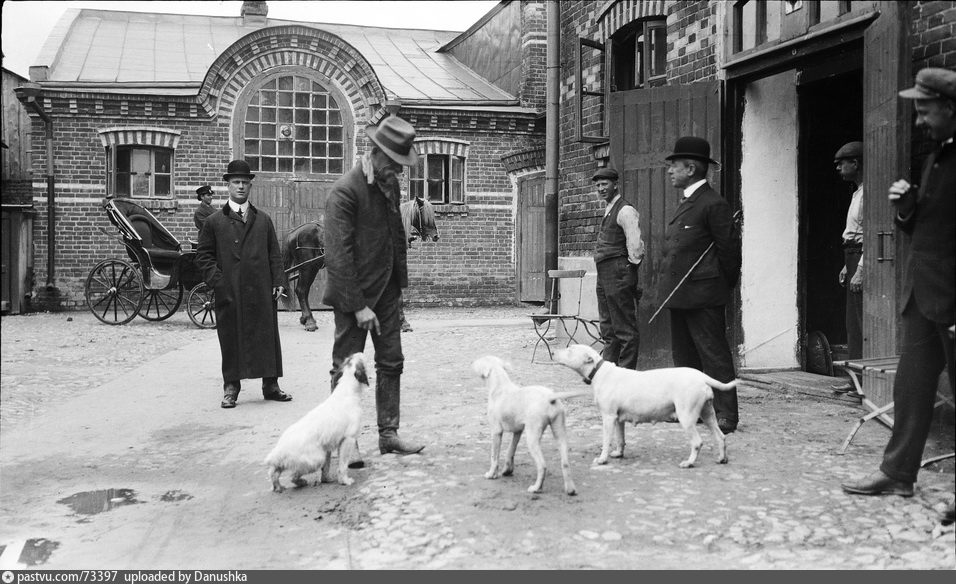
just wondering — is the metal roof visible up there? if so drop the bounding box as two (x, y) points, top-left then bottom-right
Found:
(34, 8), (516, 104)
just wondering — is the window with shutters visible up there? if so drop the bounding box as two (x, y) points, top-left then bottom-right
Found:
(408, 139), (469, 204)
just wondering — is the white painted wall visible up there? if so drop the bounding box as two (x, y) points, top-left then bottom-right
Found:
(739, 70), (801, 369)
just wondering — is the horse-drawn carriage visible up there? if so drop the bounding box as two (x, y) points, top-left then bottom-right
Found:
(85, 197), (216, 328)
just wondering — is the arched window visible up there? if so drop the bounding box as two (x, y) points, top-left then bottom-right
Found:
(409, 138), (469, 204)
(237, 71), (352, 176)
(610, 17), (667, 91)
(98, 127), (181, 198)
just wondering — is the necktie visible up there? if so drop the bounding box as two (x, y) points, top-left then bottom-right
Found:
(237, 208), (244, 222)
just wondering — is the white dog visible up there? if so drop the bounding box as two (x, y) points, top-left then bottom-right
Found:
(472, 355), (587, 495)
(553, 344), (736, 468)
(264, 353), (368, 492)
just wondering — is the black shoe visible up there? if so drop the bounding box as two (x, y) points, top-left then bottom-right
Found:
(717, 418), (737, 434)
(221, 394), (237, 408)
(841, 470), (914, 497)
(221, 381), (240, 408)
(262, 378), (292, 402)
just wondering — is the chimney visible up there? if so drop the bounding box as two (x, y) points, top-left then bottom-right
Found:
(241, 1), (268, 26)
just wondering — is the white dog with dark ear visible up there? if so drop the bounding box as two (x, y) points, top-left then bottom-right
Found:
(472, 355), (587, 495)
(553, 344), (736, 468)
(265, 353), (368, 492)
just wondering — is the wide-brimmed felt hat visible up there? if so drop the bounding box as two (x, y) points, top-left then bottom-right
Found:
(222, 159), (255, 182)
(834, 141), (863, 161)
(665, 136), (720, 167)
(592, 167), (619, 182)
(195, 185), (213, 200)
(366, 116), (419, 167)
(899, 67), (956, 101)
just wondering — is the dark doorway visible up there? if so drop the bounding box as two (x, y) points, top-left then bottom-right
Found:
(797, 51), (863, 367)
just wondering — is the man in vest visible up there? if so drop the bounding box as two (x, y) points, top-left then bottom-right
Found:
(592, 167), (645, 370)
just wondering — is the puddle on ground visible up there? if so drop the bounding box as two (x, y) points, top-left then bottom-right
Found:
(159, 490), (193, 502)
(0, 538), (60, 566)
(57, 488), (141, 516)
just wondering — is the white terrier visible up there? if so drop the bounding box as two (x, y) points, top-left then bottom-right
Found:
(265, 353), (367, 492)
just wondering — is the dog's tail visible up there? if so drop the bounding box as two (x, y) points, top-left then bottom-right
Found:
(703, 376), (739, 392)
(552, 390), (593, 401)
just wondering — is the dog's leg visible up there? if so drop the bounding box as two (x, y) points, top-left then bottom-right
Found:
(320, 449), (334, 483)
(525, 426), (547, 493)
(502, 430), (522, 476)
(551, 414), (577, 495)
(268, 465), (285, 493)
(485, 430), (503, 479)
(679, 417), (705, 468)
(594, 414), (616, 465)
(700, 403), (728, 464)
(610, 418), (626, 458)
(291, 471), (309, 488)
(336, 441), (353, 486)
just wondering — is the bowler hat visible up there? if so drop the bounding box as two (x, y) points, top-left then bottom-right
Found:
(665, 136), (720, 167)
(592, 167), (619, 182)
(899, 67), (956, 101)
(833, 141), (863, 161)
(366, 116), (419, 167)
(222, 159), (255, 182)
(195, 185), (213, 200)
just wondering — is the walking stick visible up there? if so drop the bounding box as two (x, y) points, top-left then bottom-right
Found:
(648, 210), (742, 324)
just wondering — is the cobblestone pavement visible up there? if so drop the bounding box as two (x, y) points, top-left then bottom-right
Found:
(1, 307), (954, 570)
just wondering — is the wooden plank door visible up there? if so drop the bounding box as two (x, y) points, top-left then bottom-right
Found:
(517, 173), (546, 302)
(862, 2), (910, 359)
(609, 81), (721, 367)
(292, 180), (332, 310)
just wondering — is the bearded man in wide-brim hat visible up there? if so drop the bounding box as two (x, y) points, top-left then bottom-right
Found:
(323, 115), (425, 467)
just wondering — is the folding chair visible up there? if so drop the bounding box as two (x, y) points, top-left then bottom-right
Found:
(837, 356), (955, 467)
(529, 269), (602, 362)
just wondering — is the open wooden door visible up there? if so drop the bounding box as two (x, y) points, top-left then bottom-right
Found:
(517, 172), (546, 302)
(609, 81), (721, 367)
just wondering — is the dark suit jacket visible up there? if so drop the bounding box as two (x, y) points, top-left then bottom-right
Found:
(896, 136), (956, 324)
(660, 182), (741, 309)
(322, 164), (408, 313)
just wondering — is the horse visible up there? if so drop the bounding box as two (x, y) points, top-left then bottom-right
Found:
(280, 196), (439, 332)
(281, 218), (325, 332)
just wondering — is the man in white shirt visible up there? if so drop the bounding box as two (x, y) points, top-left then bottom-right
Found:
(834, 141), (864, 359)
(592, 167), (645, 369)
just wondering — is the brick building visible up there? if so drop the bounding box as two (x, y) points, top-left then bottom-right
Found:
(19, 1), (547, 312)
(2, 65), (35, 314)
(552, 0), (956, 373)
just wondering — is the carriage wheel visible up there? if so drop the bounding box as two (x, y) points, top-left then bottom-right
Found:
(85, 259), (145, 325)
(186, 282), (216, 329)
(139, 287), (183, 321)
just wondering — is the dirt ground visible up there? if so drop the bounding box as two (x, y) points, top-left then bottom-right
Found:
(1, 307), (954, 570)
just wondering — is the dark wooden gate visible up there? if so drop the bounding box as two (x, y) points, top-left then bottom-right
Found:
(862, 1), (910, 360)
(252, 178), (333, 311)
(609, 81), (722, 367)
(517, 172), (546, 302)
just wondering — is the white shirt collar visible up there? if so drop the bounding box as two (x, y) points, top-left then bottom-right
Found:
(227, 200), (249, 214)
(683, 179), (707, 199)
(603, 194), (621, 216)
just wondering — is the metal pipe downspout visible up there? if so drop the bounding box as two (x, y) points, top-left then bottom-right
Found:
(545, 0), (560, 275)
(27, 102), (56, 290)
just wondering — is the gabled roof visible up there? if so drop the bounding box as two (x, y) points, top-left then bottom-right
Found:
(34, 8), (516, 104)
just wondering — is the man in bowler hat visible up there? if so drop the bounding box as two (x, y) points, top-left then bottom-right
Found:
(661, 137), (741, 434)
(842, 67), (956, 526)
(833, 141), (865, 360)
(193, 184), (216, 233)
(195, 159), (292, 408)
(323, 115), (425, 467)
(592, 167), (645, 369)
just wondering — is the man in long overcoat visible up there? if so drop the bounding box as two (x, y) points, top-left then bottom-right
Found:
(661, 137), (742, 434)
(196, 159), (292, 408)
(323, 115), (424, 467)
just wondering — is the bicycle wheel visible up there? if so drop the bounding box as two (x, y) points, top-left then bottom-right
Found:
(186, 282), (216, 329)
(139, 286), (183, 321)
(85, 259), (145, 325)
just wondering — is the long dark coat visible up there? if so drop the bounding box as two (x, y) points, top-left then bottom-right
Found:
(660, 182), (741, 309)
(196, 203), (288, 381)
(322, 165), (408, 313)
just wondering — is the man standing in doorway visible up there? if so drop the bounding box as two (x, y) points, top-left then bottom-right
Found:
(834, 141), (865, 359)
(196, 159), (292, 409)
(323, 116), (425, 467)
(592, 167), (645, 369)
(662, 137), (741, 434)
(841, 67), (955, 526)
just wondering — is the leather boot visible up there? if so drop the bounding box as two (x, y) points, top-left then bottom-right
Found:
(262, 377), (292, 401)
(221, 381), (240, 408)
(331, 371), (365, 469)
(377, 373), (424, 454)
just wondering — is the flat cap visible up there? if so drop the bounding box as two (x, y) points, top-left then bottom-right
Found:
(899, 67), (956, 101)
(592, 167), (619, 181)
(834, 141), (863, 161)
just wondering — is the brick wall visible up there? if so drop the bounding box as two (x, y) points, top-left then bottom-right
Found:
(911, 1), (956, 70)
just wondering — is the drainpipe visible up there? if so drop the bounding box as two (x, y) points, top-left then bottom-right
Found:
(15, 82), (58, 295)
(545, 0), (560, 275)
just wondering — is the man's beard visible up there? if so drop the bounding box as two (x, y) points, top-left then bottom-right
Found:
(374, 169), (401, 201)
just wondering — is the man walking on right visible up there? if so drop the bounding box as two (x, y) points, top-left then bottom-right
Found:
(661, 137), (741, 434)
(841, 67), (955, 526)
